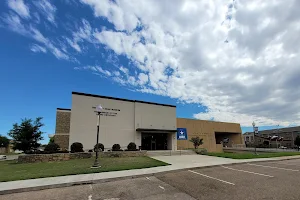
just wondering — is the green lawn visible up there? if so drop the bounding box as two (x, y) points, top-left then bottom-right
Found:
(0, 156), (169, 182)
(207, 152), (300, 159)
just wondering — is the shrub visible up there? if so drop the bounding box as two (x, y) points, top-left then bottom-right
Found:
(189, 137), (204, 149)
(94, 143), (104, 152)
(88, 149), (93, 152)
(112, 144), (121, 151)
(194, 148), (208, 155)
(127, 142), (137, 151)
(44, 143), (60, 153)
(70, 142), (84, 153)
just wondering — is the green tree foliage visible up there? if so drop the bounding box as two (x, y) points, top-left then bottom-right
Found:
(294, 136), (300, 148)
(0, 135), (10, 148)
(8, 117), (44, 152)
(49, 137), (55, 144)
(189, 136), (204, 149)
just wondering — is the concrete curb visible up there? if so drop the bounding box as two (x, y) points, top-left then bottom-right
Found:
(1, 155), (300, 195)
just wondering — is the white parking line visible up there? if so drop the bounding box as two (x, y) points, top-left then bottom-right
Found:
(247, 163), (299, 171)
(221, 166), (274, 177)
(273, 162), (300, 167)
(188, 170), (235, 185)
(159, 185), (165, 190)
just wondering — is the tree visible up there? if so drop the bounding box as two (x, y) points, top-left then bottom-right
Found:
(294, 136), (300, 150)
(8, 117), (44, 152)
(189, 136), (203, 149)
(49, 137), (55, 144)
(0, 135), (10, 148)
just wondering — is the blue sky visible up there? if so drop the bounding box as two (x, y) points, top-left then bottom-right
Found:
(0, 0), (299, 144)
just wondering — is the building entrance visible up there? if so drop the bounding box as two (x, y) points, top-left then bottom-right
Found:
(141, 133), (168, 150)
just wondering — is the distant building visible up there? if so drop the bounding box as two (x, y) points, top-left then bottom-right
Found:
(244, 126), (300, 148)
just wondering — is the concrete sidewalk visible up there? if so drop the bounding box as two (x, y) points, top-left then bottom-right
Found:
(1, 155), (300, 195)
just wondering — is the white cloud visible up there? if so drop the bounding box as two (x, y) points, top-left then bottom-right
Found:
(30, 44), (47, 53)
(82, 0), (300, 127)
(76, 65), (112, 77)
(119, 66), (129, 75)
(33, 0), (56, 24)
(138, 73), (148, 85)
(7, 0), (30, 19)
(65, 19), (94, 52)
(81, 0), (139, 32)
(1, 13), (69, 60)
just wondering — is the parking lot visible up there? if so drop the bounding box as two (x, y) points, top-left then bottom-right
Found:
(2, 159), (300, 200)
(157, 159), (300, 200)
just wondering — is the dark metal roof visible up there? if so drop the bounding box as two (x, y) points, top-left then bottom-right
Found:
(57, 108), (71, 111)
(72, 91), (176, 108)
(136, 128), (177, 132)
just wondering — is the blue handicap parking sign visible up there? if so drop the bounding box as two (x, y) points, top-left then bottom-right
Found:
(177, 128), (187, 140)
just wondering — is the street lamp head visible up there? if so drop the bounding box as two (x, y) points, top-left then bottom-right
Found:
(96, 104), (103, 112)
(252, 121), (255, 127)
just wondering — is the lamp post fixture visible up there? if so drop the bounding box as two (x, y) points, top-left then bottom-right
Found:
(252, 121), (257, 155)
(91, 104), (102, 168)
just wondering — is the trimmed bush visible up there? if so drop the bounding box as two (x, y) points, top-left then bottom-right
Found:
(44, 143), (60, 153)
(112, 144), (121, 151)
(88, 149), (93, 152)
(70, 142), (84, 153)
(127, 142), (137, 151)
(194, 148), (208, 155)
(94, 143), (104, 152)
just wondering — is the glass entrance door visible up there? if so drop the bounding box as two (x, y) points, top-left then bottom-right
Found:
(141, 133), (168, 150)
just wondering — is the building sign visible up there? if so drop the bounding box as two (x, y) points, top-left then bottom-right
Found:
(177, 128), (188, 140)
(93, 106), (120, 117)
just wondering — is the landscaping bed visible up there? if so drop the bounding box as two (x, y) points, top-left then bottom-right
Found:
(0, 156), (169, 182)
(206, 152), (300, 159)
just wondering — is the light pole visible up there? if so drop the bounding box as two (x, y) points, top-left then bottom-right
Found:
(252, 121), (257, 155)
(91, 104), (102, 168)
(276, 124), (279, 149)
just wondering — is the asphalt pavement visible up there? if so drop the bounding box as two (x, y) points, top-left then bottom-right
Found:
(2, 159), (300, 200)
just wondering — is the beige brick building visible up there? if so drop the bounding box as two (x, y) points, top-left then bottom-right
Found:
(54, 92), (243, 152)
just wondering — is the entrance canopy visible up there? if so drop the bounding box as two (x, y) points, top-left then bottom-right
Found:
(136, 128), (177, 133)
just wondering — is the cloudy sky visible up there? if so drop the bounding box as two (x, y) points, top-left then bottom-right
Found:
(1, 0), (300, 141)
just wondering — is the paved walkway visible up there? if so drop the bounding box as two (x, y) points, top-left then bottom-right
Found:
(1, 155), (300, 194)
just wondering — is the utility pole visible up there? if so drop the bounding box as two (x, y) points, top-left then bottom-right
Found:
(252, 121), (257, 155)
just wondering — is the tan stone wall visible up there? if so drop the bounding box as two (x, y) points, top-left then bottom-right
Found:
(55, 110), (71, 134)
(18, 153), (91, 163)
(54, 135), (70, 150)
(177, 118), (243, 152)
(0, 147), (8, 154)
